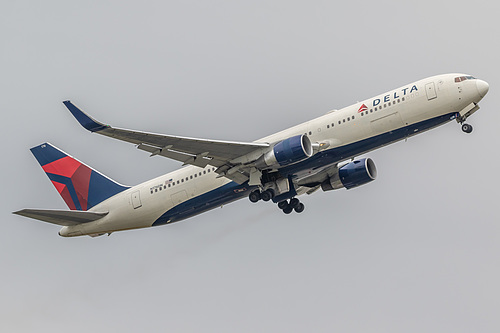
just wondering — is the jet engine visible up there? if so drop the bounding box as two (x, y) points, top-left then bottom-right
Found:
(321, 158), (377, 191)
(255, 135), (313, 169)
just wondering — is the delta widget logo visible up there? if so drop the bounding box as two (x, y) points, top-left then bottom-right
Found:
(358, 104), (368, 113)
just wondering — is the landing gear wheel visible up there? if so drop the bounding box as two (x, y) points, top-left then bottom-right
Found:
(261, 190), (274, 202)
(289, 198), (300, 209)
(283, 205), (293, 214)
(249, 190), (261, 203)
(294, 203), (305, 213)
(278, 200), (288, 210)
(461, 123), (473, 133)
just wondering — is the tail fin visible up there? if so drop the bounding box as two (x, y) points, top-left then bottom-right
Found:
(31, 143), (129, 211)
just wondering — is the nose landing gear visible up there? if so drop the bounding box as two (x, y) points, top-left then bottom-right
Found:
(461, 123), (473, 133)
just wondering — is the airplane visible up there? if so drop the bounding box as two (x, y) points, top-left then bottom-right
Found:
(14, 73), (489, 237)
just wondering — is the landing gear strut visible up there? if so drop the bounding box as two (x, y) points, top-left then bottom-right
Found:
(461, 123), (473, 133)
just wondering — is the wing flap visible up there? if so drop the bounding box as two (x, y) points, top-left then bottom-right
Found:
(13, 209), (108, 226)
(137, 143), (214, 168)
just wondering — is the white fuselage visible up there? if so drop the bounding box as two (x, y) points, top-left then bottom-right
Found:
(59, 73), (487, 237)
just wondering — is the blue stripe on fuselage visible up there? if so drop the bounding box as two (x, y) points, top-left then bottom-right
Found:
(152, 181), (257, 226)
(153, 112), (455, 226)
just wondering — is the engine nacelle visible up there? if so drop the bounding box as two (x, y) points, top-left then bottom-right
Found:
(321, 158), (377, 191)
(256, 135), (313, 169)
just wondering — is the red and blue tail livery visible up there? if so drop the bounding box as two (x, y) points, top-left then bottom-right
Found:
(30, 143), (129, 211)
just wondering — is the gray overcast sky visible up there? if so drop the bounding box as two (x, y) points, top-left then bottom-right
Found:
(2, 1), (499, 332)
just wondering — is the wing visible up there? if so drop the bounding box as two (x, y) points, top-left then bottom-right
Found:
(13, 209), (108, 226)
(63, 101), (269, 183)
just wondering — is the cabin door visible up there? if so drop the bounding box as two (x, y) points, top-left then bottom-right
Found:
(131, 191), (142, 209)
(425, 82), (437, 100)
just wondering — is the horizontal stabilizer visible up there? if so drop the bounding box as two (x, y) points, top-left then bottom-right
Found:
(13, 209), (108, 226)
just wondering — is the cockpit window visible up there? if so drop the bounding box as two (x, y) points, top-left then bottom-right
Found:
(455, 76), (476, 82)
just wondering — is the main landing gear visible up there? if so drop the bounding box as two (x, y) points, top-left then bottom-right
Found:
(278, 198), (305, 214)
(249, 189), (275, 203)
(461, 123), (473, 134)
(249, 189), (305, 214)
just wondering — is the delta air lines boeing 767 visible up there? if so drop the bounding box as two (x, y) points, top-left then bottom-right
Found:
(14, 74), (489, 237)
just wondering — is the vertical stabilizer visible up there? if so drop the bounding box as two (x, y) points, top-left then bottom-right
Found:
(31, 143), (129, 211)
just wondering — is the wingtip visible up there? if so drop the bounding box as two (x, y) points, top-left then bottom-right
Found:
(63, 101), (108, 132)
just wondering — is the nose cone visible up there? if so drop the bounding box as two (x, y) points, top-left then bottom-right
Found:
(476, 79), (489, 98)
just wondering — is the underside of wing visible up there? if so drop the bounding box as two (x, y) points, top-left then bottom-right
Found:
(13, 209), (108, 226)
(294, 163), (339, 187)
(64, 101), (269, 183)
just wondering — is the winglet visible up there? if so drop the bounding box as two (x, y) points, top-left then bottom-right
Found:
(63, 101), (109, 132)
